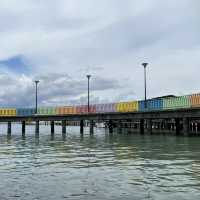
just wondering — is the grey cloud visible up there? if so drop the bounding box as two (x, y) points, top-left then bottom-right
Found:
(37, 74), (122, 104)
(0, 0), (199, 105)
(28, 0), (199, 71)
(91, 76), (121, 91)
(0, 73), (122, 107)
(0, 73), (16, 85)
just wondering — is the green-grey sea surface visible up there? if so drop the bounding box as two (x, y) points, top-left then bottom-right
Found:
(0, 124), (200, 200)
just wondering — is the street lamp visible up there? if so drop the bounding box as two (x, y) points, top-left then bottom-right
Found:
(34, 80), (40, 114)
(86, 75), (91, 113)
(142, 63), (148, 109)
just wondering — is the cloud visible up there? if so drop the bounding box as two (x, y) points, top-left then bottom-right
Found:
(0, 72), (122, 107)
(0, 0), (199, 107)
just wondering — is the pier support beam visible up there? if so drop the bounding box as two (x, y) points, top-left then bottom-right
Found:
(80, 120), (84, 134)
(147, 119), (152, 134)
(62, 120), (66, 135)
(90, 120), (94, 134)
(183, 118), (190, 136)
(197, 123), (200, 132)
(22, 121), (26, 137)
(140, 119), (144, 134)
(7, 122), (11, 136)
(108, 120), (113, 134)
(35, 120), (39, 137)
(117, 121), (122, 134)
(175, 118), (181, 135)
(51, 121), (55, 135)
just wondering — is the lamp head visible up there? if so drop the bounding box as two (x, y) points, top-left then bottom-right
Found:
(35, 80), (40, 84)
(86, 75), (91, 79)
(142, 63), (148, 68)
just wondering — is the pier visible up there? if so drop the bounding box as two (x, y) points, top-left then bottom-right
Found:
(1, 107), (200, 137)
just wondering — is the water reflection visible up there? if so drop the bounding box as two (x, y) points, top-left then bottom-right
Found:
(62, 133), (66, 141)
(0, 125), (200, 199)
(50, 135), (55, 141)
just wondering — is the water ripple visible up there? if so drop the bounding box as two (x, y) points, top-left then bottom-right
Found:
(0, 126), (200, 199)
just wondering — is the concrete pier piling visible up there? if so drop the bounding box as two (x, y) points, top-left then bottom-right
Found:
(108, 120), (113, 134)
(117, 121), (122, 134)
(175, 118), (181, 135)
(7, 122), (11, 136)
(80, 120), (84, 134)
(35, 120), (40, 137)
(51, 121), (55, 135)
(22, 121), (26, 136)
(90, 120), (94, 134)
(183, 118), (190, 136)
(140, 119), (144, 134)
(62, 120), (66, 135)
(147, 119), (152, 134)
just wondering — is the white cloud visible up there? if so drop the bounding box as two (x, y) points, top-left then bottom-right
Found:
(0, 0), (199, 106)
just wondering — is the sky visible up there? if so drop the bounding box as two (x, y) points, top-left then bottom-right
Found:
(0, 0), (199, 107)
